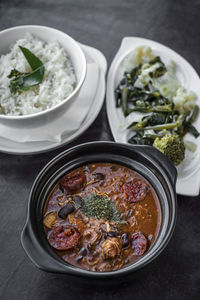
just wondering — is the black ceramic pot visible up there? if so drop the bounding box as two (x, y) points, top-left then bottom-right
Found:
(21, 141), (177, 278)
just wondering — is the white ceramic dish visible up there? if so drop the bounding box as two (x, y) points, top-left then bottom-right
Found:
(0, 43), (107, 155)
(0, 25), (86, 125)
(106, 37), (200, 196)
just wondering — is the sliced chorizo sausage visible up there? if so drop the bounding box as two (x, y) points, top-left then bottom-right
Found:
(122, 180), (148, 202)
(131, 232), (148, 255)
(48, 225), (80, 250)
(60, 172), (85, 193)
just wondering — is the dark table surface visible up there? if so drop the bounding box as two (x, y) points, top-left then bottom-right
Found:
(0, 0), (200, 299)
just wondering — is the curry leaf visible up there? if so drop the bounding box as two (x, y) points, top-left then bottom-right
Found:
(19, 46), (43, 70)
(8, 46), (45, 94)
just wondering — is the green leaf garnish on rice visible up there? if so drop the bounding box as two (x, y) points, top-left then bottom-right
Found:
(8, 46), (45, 94)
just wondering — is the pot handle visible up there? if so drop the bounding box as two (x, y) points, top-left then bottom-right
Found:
(21, 222), (72, 274)
(131, 145), (177, 186)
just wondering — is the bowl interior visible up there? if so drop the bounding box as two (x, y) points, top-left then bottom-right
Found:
(0, 25), (86, 119)
(27, 142), (176, 277)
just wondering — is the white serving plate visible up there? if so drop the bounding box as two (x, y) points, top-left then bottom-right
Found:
(106, 37), (200, 196)
(0, 43), (107, 155)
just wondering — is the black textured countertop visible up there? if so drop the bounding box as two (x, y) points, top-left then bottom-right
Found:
(0, 1), (200, 299)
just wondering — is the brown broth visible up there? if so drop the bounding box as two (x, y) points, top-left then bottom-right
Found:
(43, 163), (161, 272)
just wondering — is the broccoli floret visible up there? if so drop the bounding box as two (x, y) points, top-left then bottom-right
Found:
(153, 134), (185, 166)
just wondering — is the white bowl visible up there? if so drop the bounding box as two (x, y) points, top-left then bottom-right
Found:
(0, 25), (87, 127)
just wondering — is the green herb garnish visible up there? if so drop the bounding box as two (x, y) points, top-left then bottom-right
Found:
(81, 194), (124, 223)
(8, 46), (45, 94)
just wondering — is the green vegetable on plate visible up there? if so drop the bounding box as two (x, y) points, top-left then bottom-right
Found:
(153, 134), (185, 166)
(116, 53), (200, 166)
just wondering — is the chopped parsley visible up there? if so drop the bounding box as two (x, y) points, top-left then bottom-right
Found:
(81, 193), (124, 223)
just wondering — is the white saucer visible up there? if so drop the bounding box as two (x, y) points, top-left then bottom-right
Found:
(0, 43), (107, 155)
(106, 37), (200, 196)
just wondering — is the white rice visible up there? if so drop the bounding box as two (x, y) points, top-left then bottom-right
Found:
(0, 33), (76, 116)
